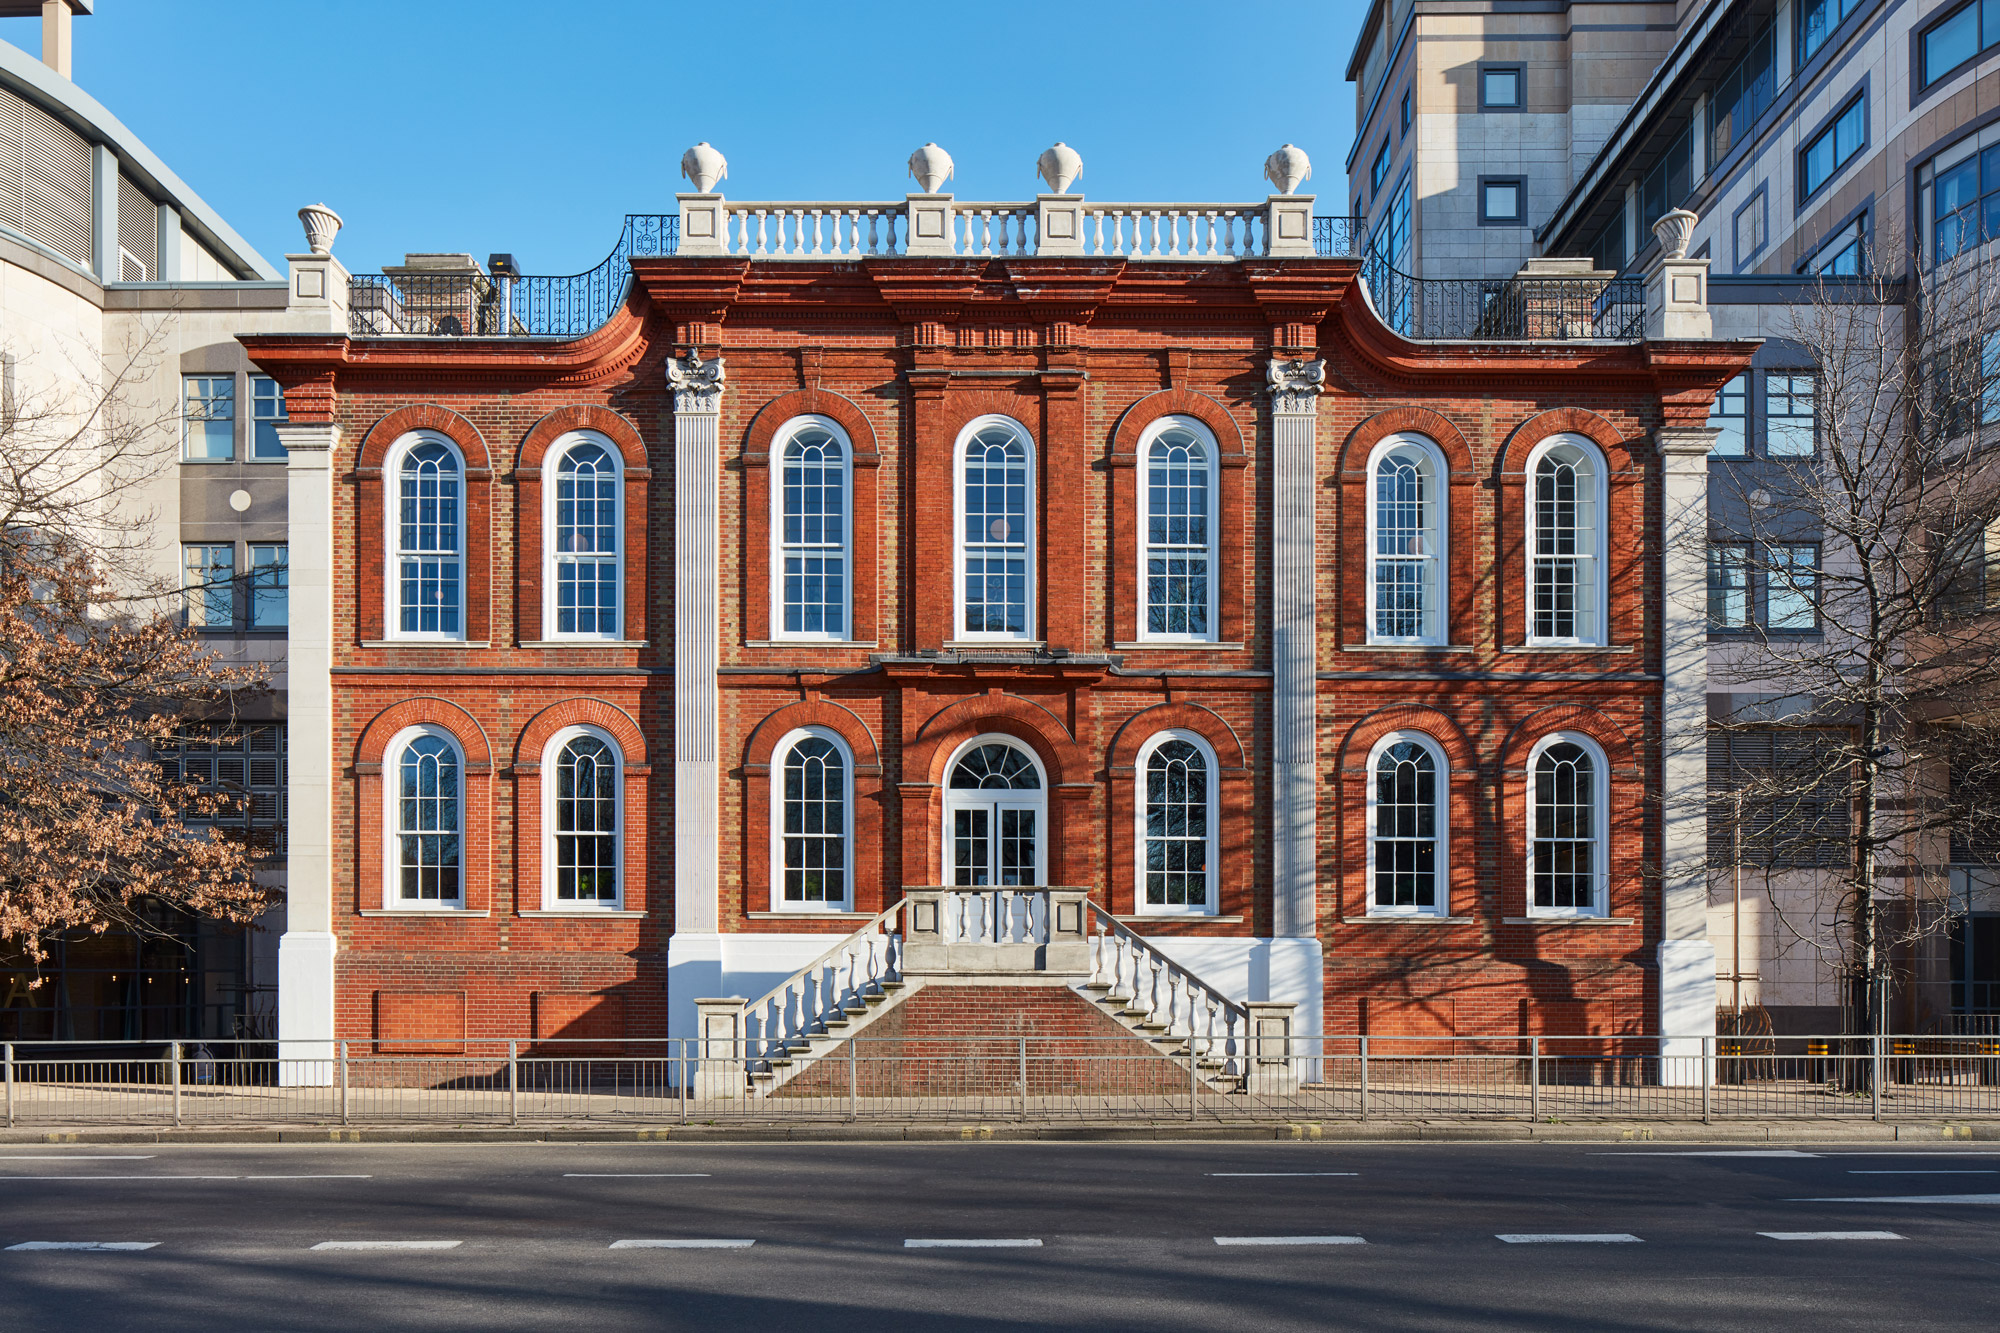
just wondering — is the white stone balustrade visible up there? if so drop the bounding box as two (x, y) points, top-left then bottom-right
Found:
(723, 203), (907, 258)
(1083, 205), (1265, 258)
(1084, 904), (1246, 1076)
(718, 901), (906, 1093)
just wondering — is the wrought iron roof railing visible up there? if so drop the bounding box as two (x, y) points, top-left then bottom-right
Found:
(1358, 251), (1646, 342)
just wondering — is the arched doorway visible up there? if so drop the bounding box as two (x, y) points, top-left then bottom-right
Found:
(942, 737), (1046, 886)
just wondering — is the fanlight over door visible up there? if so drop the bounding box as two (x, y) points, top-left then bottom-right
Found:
(944, 741), (1045, 887)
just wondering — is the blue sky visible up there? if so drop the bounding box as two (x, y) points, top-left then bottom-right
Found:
(1, 1), (1363, 276)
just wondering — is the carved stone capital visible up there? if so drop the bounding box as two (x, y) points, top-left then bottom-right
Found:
(666, 352), (727, 415)
(1267, 356), (1326, 415)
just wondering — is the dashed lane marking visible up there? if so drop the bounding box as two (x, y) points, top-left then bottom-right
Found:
(0, 1156), (155, 1161)
(904, 1239), (1042, 1249)
(610, 1239), (755, 1249)
(310, 1240), (463, 1251)
(0, 1175), (369, 1182)
(1206, 1172), (1359, 1178)
(1792, 1194), (2000, 1205)
(1590, 1151), (1819, 1158)
(1759, 1231), (1904, 1241)
(1848, 1170), (1996, 1175)
(1214, 1236), (1367, 1246)
(563, 1173), (712, 1179)
(5, 1242), (158, 1252)
(1497, 1234), (1643, 1244)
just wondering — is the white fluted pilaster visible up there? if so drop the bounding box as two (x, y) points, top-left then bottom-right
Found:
(1269, 356), (1325, 940)
(669, 355), (727, 940)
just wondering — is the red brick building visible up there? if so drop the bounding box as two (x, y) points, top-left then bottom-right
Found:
(244, 169), (1750, 1065)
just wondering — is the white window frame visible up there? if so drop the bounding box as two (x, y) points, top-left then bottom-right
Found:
(1524, 433), (1608, 647)
(1525, 730), (1609, 918)
(383, 724), (466, 910)
(941, 734), (1048, 886)
(542, 430), (624, 641)
(1137, 415), (1220, 643)
(384, 431), (467, 642)
(769, 415), (854, 643)
(541, 724), (623, 910)
(1133, 729), (1219, 916)
(952, 415), (1037, 643)
(1366, 730), (1448, 917)
(1366, 433), (1448, 646)
(770, 726), (856, 912)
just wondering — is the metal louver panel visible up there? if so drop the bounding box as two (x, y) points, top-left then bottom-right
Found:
(0, 87), (93, 267)
(117, 172), (155, 280)
(0, 90), (24, 242)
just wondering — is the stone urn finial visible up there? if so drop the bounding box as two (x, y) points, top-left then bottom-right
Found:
(681, 142), (728, 194)
(1263, 144), (1312, 195)
(297, 203), (342, 256)
(1036, 142), (1083, 194)
(908, 142), (954, 194)
(1653, 208), (1699, 260)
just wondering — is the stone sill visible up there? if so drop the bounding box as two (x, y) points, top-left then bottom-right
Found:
(516, 640), (649, 650)
(1341, 644), (1475, 653)
(1500, 644), (1635, 654)
(744, 910), (871, 921)
(1114, 914), (1245, 924)
(1501, 916), (1635, 925)
(357, 909), (490, 918)
(357, 640), (490, 650)
(1112, 642), (1245, 651)
(516, 909), (646, 919)
(941, 640), (1046, 651)
(744, 640), (878, 649)
(1342, 915), (1474, 924)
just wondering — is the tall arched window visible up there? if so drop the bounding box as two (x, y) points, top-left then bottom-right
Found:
(773, 728), (851, 909)
(1527, 436), (1604, 645)
(1529, 733), (1606, 916)
(1137, 731), (1217, 914)
(1140, 418), (1216, 641)
(772, 417), (850, 640)
(1368, 436), (1445, 644)
(388, 728), (462, 907)
(955, 418), (1035, 641)
(390, 436), (463, 638)
(1369, 733), (1446, 915)
(545, 728), (620, 907)
(547, 435), (621, 639)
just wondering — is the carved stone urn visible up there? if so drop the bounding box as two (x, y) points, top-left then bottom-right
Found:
(1263, 144), (1312, 195)
(1653, 208), (1699, 260)
(1036, 142), (1082, 194)
(297, 203), (342, 256)
(908, 142), (954, 194)
(680, 142), (728, 194)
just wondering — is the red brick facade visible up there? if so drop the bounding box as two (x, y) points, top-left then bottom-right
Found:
(244, 254), (1750, 1048)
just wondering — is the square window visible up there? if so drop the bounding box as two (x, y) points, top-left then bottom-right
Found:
(182, 543), (234, 628)
(251, 376), (288, 459)
(1479, 177), (1525, 225)
(1480, 65), (1523, 110)
(248, 544), (287, 628)
(182, 376), (234, 461)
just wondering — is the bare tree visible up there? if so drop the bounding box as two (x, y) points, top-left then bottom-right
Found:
(0, 323), (268, 972)
(1701, 233), (2000, 1045)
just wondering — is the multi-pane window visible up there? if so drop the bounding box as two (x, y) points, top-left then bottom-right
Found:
(552, 733), (617, 903)
(1708, 374), (1748, 456)
(1768, 543), (1820, 629)
(1921, 0), (2000, 88)
(250, 376), (287, 460)
(1766, 373), (1816, 455)
(1800, 96), (1865, 200)
(1797, 0), (1859, 67)
(1708, 728), (1851, 868)
(395, 439), (462, 637)
(1930, 141), (2000, 263)
(1371, 442), (1441, 643)
(182, 543), (233, 628)
(1372, 738), (1441, 913)
(154, 722), (286, 856)
(1708, 20), (1775, 163)
(182, 376), (234, 461)
(248, 543), (287, 628)
(779, 733), (848, 906)
(777, 421), (848, 638)
(1142, 422), (1213, 639)
(1371, 141), (1389, 194)
(958, 420), (1033, 639)
(1143, 737), (1211, 911)
(1531, 739), (1600, 914)
(551, 441), (618, 637)
(1708, 543), (1751, 628)
(395, 732), (461, 904)
(1529, 441), (1599, 643)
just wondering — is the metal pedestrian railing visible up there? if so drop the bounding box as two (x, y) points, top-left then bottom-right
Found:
(2, 1032), (1997, 1127)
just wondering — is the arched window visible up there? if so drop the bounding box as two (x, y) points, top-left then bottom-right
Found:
(547, 435), (621, 639)
(772, 417), (850, 640)
(388, 728), (462, 907)
(1368, 732), (1446, 915)
(1140, 418), (1216, 640)
(945, 737), (1046, 887)
(1136, 731), (1217, 914)
(390, 436), (463, 638)
(1529, 733), (1606, 916)
(955, 418), (1035, 641)
(773, 728), (852, 909)
(1368, 436), (1445, 644)
(1527, 436), (1604, 645)
(545, 728), (620, 907)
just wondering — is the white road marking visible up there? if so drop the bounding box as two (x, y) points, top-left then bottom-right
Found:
(243, 1175), (373, 1180)
(1848, 1170), (1996, 1175)
(904, 1239), (1042, 1249)
(0, 1175), (369, 1182)
(1214, 1235), (1367, 1246)
(0, 1156), (155, 1161)
(5, 1242), (158, 1252)
(1206, 1172), (1359, 1178)
(1590, 1150), (1820, 1158)
(1497, 1233), (1643, 1244)
(310, 1240), (463, 1251)
(1759, 1231), (1904, 1241)
(1793, 1194), (2000, 1205)
(563, 1173), (712, 1179)
(610, 1239), (754, 1249)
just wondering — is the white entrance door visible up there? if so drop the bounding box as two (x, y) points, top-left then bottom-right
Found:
(944, 741), (1045, 886)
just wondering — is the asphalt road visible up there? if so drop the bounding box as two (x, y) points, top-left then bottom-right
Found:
(0, 1140), (1995, 1331)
